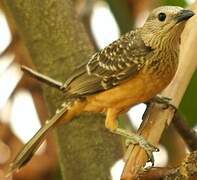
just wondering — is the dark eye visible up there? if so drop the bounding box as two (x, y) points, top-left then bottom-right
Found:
(158, 13), (166, 21)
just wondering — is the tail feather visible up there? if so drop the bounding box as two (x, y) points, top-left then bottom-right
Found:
(6, 105), (68, 177)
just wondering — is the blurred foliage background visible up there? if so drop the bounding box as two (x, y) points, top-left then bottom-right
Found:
(0, 0), (196, 179)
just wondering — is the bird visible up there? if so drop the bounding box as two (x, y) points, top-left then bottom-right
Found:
(6, 6), (194, 176)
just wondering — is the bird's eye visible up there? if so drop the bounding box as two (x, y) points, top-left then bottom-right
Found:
(158, 13), (166, 21)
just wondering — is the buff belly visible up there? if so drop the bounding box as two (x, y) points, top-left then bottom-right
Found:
(84, 71), (173, 113)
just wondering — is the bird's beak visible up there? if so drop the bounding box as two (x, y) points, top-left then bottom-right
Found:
(176, 9), (195, 23)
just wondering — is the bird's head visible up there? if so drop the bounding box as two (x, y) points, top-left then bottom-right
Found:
(140, 6), (195, 49)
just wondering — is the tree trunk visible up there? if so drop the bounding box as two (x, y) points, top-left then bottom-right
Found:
(2, 0), (123, 179)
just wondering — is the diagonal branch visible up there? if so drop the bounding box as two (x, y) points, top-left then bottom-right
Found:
(121, 2), (197, 179)
(173, 112), (197, 151)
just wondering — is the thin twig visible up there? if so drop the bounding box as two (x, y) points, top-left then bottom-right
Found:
(138, 167), (174, 180)
(21, 65), (64, 90)
(121, 3), (197, 179)
(173, 112), (197, 151)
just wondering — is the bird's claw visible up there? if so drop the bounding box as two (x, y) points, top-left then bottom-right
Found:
(126, 135), (159, 166)
(153, 95), (177, 110)
(113, 128), (159, 165)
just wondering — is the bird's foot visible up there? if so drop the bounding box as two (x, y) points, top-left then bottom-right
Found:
(114, 128), (159, 166)
(152, 95), (177, 110)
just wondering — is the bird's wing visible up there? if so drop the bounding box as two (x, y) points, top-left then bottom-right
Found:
(64, 30), (153, 98)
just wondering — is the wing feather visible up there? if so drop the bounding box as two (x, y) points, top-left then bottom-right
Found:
(64, 29), (153, 98)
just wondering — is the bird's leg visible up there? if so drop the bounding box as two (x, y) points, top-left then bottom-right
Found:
(105, 108), (159, 165)
(105, 108), (119, 131)
(21, 65), (65, 91)
(151, 95), (177, 110)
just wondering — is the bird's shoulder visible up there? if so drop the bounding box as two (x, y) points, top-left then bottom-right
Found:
(87, 29), (152, 78)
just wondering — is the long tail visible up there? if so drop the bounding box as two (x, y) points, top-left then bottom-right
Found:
(6, 100), (86, 177)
